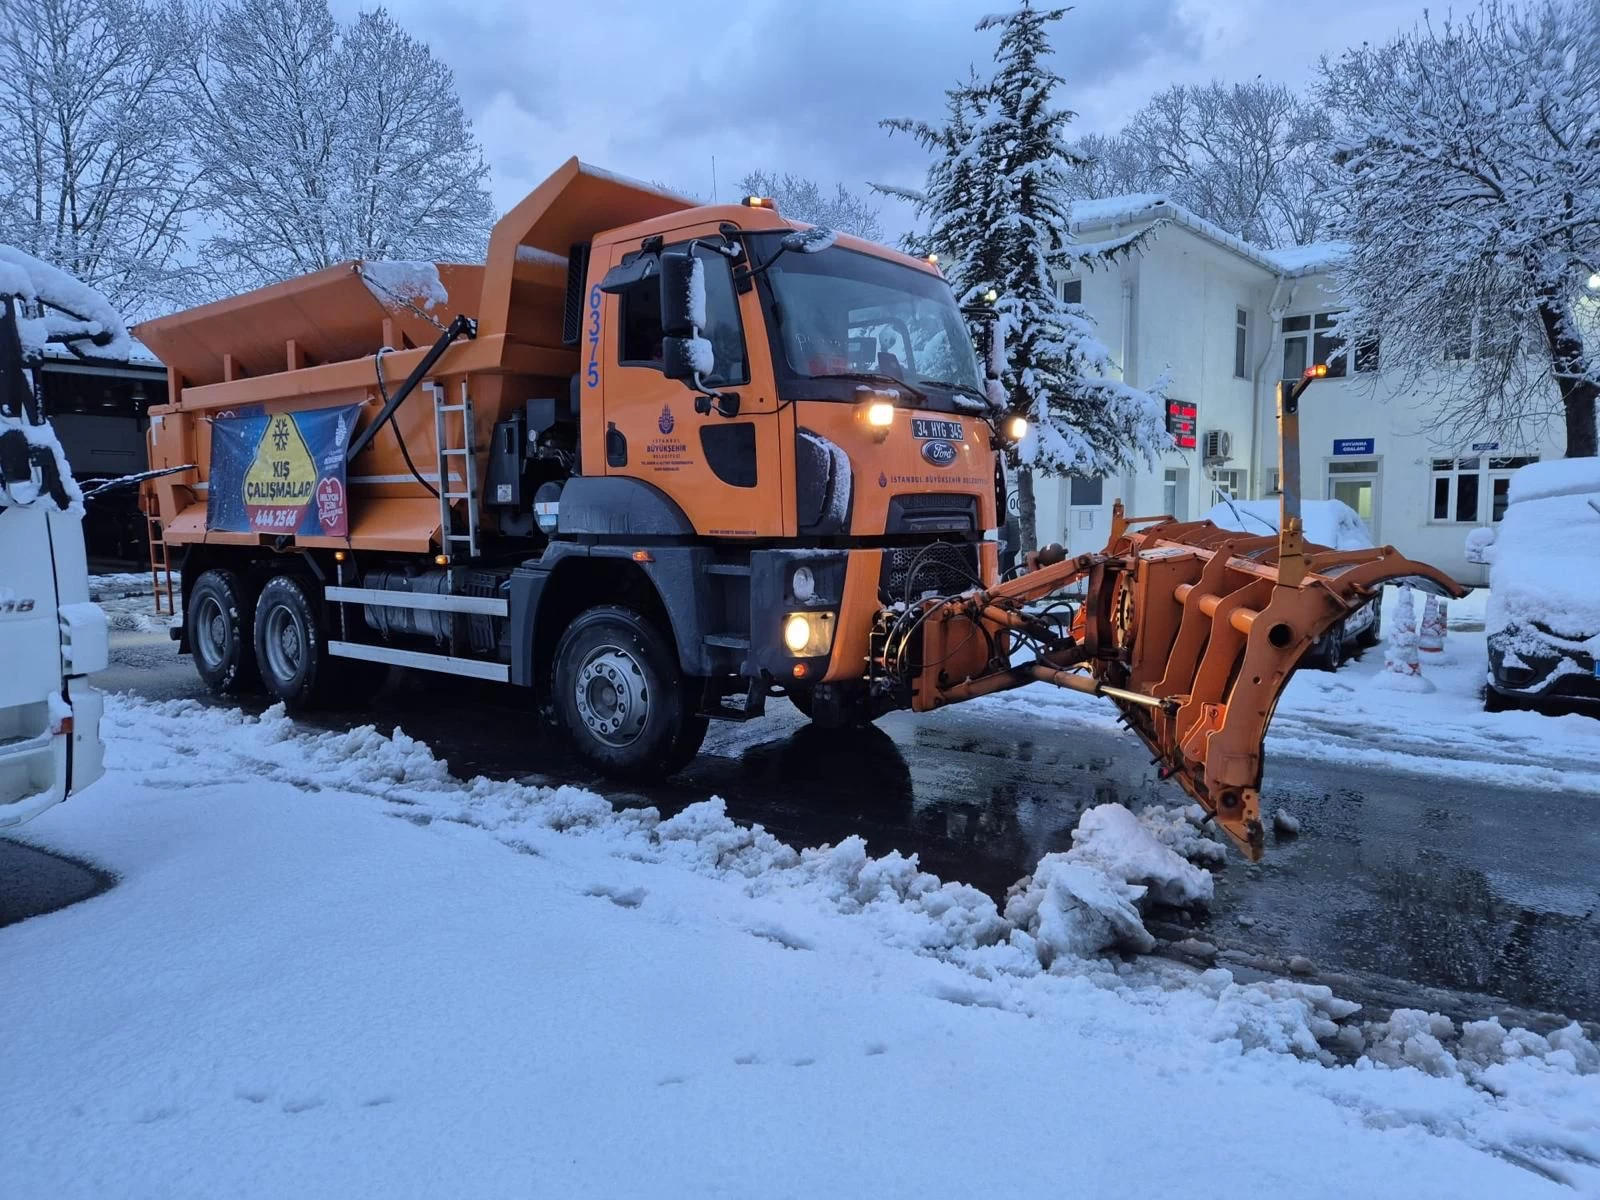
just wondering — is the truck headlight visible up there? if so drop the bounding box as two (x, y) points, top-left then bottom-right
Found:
(782, 611), (836, 657)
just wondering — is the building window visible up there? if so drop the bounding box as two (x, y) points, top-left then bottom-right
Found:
(1430, 455), (1539, 523)
(1211, 469), (1247, 501)
(1069, 475), (1103, 506)
(1058, 278), (1082, 305)
(1282, 311), (1380, 380)
(1328, 458), (1380, 528)
(1233, 308), (1249, 379)
(1265, 468), (1281, 496)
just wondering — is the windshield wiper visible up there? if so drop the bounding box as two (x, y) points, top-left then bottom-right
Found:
(919, 379), (989, 405)
(818, 371), (929, 405)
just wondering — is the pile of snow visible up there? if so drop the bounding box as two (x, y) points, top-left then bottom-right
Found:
(1485, 457), (1600, 640)
(1004, 803), (1217, 963)
(359, 260), (449, 313)
(1203, 497), (1375, 551)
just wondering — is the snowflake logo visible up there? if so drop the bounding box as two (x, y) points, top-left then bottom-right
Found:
(658, 404), (675, 435)
(271, 420), (291, 452)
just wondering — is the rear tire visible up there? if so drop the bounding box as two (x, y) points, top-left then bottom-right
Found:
(253, 574), (334, 711)
(186, 569), (259, 694)
(553, 605), (700, 780)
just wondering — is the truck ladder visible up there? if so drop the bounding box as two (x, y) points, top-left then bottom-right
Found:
(146, 512), (175, 616)
(431, 380), (479, 561)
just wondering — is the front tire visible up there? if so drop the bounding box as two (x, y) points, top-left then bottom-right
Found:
(186, 568), (259, 694)
(253, 574), (334, 710)
(553, 605), (700, 780)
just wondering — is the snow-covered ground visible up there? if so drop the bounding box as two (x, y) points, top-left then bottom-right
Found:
(3, 692), (1597, 1198)
(986, 587), (1600, 797)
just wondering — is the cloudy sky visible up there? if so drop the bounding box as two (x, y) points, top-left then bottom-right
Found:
(332, 0), (1440, 238)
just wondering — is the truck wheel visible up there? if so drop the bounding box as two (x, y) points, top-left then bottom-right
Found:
(553, 605), (699, 780)
(186, 569), (259, 694)
(253, 575), (333, 711)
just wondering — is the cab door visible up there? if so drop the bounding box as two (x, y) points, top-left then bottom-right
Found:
(599, 234), (785, 538)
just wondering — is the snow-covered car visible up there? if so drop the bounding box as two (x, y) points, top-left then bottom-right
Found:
(1202, 498), (1381, 670)
(1474, 457), (1600, 711)
(0, 247), (112, 829)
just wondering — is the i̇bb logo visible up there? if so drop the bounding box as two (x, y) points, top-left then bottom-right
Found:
(658, 404), (675, 435)
(315, 476), (345, 529)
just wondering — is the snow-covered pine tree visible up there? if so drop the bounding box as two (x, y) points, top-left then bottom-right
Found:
(970, 3), (1167, 550)
(1321, 0), (1600, 458)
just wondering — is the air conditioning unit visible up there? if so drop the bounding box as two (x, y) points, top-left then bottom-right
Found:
(1202, 430), (1233, 463)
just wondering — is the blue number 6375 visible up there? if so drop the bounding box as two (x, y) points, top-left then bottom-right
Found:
(585, 284), (602, 388)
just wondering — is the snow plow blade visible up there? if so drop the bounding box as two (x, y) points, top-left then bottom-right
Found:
(902, 504), (1465, 860)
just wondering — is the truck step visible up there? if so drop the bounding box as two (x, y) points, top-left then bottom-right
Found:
(325, 585), (507, 617)
(702, 634), (750, 649)
(328, 640), (509, 682)
(704, 563), (751, 577)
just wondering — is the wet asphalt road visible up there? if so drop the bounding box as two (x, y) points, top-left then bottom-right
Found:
(20, 622), (1597, 1026)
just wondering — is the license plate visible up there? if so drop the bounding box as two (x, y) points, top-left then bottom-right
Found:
(911, 419), (964, 441)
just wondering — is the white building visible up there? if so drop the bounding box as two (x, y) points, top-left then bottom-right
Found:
(1035, 196), (1565, 585)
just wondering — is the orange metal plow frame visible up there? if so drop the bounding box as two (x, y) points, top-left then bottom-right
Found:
(911, 505), (1462, 859)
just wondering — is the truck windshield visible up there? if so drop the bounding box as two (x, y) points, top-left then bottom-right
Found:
(761, 243), (985, 402)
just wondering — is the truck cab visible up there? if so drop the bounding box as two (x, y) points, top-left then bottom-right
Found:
(1, 262), (111, 830)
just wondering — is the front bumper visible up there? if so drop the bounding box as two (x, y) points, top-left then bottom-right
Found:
(1487, 626), (1600, 702)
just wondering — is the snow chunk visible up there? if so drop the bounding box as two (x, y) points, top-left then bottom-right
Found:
(1209, 979), (1361, 1060)
(685, 259), (707, 331)
(1273, 808), (1302, 837)
(1134, 802), (1226, 866)
(1067, 803), (1215, 907)
(1365, 1009), (1459, 1078)
(1069, 193), (1171, 228)
(1003, 858), (1154, 963)
(514, 246), (568, 269)
(360, 261), (448, 312)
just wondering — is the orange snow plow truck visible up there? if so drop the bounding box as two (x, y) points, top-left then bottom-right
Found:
(135, 159), (1460, 860)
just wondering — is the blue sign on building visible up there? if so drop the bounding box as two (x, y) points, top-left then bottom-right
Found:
(1333, 438), (1375, 456)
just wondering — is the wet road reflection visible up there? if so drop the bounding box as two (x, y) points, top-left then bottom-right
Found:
(96, 636), (1600, 1022)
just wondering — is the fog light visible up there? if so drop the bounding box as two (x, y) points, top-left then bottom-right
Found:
(784, 615), (812, 653)
(792, 565), (816, 602)
(865, 401), (894, 428)
(1005, 415), (1027, 441)
(781, 611), (836, 658)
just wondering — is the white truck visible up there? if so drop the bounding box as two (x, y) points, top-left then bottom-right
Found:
(0, 247), (111, 830)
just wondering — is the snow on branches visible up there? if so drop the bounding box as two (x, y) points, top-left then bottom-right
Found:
(880, 3), (1167, 485)
(1320, 0), (1600, 458)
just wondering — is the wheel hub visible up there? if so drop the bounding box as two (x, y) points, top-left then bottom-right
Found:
(262, 604), (303, 680)
(574, 646), (649, 747)
(193, 595), (227, 667)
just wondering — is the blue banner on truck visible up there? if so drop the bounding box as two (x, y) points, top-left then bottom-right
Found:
(207, 404), (362, 537)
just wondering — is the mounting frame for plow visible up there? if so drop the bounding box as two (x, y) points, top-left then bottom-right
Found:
(905, 371), (1466, 860)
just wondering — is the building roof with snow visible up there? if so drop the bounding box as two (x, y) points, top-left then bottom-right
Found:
(1065, 194), (1347, 280)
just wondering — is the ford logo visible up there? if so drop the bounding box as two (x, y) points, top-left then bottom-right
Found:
(921, 439), (958, 467)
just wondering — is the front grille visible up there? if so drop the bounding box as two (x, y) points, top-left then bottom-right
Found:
(880, 541), (981, 603)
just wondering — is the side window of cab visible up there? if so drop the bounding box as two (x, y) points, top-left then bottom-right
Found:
(618, 244), (748, 387)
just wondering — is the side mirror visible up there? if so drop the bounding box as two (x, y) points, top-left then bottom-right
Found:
(780, 227), (836, 255)
(659, 250), (706, 338)
(662, 335), (713, 383)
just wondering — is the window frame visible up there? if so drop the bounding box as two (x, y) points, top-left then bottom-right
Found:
(1428, 454), (1540, 524)
(1281, 309), (1380, 380)
(1058, 278), (1082, 305)
(1233, 307), (1249, 379)
(616, 242), (751, 387)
